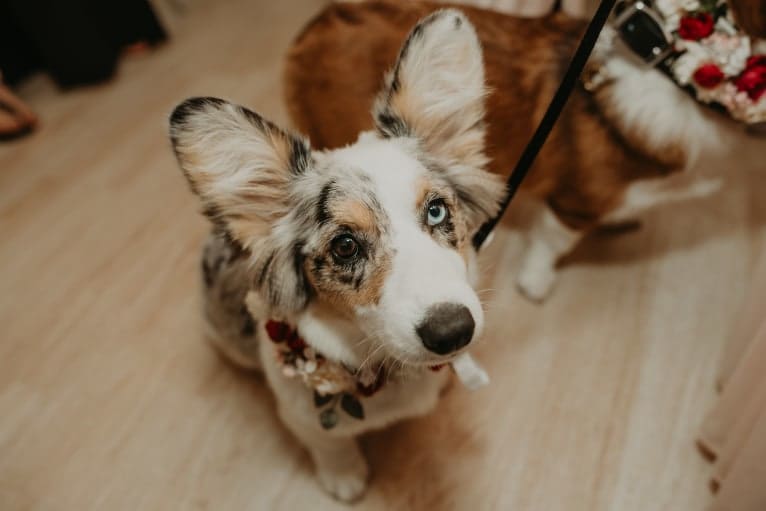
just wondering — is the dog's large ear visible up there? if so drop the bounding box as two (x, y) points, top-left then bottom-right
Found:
(169, 97), (313, 312)
(373, 10), (504, 229)
(169, 97), (310, 248)
(373, 9), (485, 165)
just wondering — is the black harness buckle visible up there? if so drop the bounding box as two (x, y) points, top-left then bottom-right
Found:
(614, 1), (674, 66)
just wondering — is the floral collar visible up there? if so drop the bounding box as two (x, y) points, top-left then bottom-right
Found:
(265, 319), (446, 429)
(659, 0), (766, 125)
(594, 0), (766, 129)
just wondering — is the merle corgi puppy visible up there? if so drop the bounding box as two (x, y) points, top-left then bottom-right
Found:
(169, 10), (504, 501)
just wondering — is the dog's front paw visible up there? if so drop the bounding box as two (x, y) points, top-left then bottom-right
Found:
(516, 263), (557, 303)
(281, 411), (370, 502)
(317, 459), (369, 502)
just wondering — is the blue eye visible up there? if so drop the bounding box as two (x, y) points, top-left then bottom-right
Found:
(426, 200), (448, 226)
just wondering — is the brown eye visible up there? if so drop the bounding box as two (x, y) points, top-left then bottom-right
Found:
(331, 234), (359, 261)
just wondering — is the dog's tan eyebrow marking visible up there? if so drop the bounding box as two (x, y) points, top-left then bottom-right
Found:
(414, 176), (432, 210)
(414, 175), (453, 213)
(331, 199), (377, 233)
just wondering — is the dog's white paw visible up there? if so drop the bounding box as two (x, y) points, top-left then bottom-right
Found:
(516, 264), (557, 303)
(317, 462), (369, 502)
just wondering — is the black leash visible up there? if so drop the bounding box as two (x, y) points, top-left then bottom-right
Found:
(472, 0), (618, 250)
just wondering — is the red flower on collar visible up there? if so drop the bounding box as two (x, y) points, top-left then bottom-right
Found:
(678, 12), (715, 41)
(693, 63), (725, 88)
(265, 320), (289, 343)
(265, 320), (307, 351)
(735, 55), (766, 101)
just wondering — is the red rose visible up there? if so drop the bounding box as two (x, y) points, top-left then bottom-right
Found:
(693, 63), (725, 88)
(678, 12), (715, 40)
(286, 331), (307, 351)
(735, 54), (766, 101)
(265, 320), (288, 342)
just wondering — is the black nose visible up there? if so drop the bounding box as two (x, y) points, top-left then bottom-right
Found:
(416, 303), (475, 355)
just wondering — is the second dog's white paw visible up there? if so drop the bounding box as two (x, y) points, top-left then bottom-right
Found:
(317, 462), (369, 502)
(516, 264), (557, 303)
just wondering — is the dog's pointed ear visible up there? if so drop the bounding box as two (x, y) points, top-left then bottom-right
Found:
(373, 10), (486, 169)
(170, 98), (314, 313)
(374, 10), (504, 230)
(169, 97), (311, 250)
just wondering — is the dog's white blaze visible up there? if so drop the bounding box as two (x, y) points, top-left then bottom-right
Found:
(331, 135), (483, 362)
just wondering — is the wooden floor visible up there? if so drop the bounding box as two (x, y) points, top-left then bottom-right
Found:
(2, 1), (765, 509)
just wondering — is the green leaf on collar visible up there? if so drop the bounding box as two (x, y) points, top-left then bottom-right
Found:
(319, 408), (338, 429)
(340, 393), (364, 420)
(698, 0), (718, 13)
(314, 391), (334, 408)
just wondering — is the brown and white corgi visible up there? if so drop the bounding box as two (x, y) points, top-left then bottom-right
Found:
(284, 0), (765, 301)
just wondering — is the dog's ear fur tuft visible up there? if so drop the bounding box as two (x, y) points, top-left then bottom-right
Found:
(374, 11), (504, 230)
(373, 10), (487, 170)
(169, 97), (311, 248)
(169, 97), (314, 312)
(442, 162), (506, 231)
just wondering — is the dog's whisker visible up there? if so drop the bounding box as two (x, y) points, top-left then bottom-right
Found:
(354, 334), (378, 350)
(480, 298), (504, 310)
(357, 342), (387, 374)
